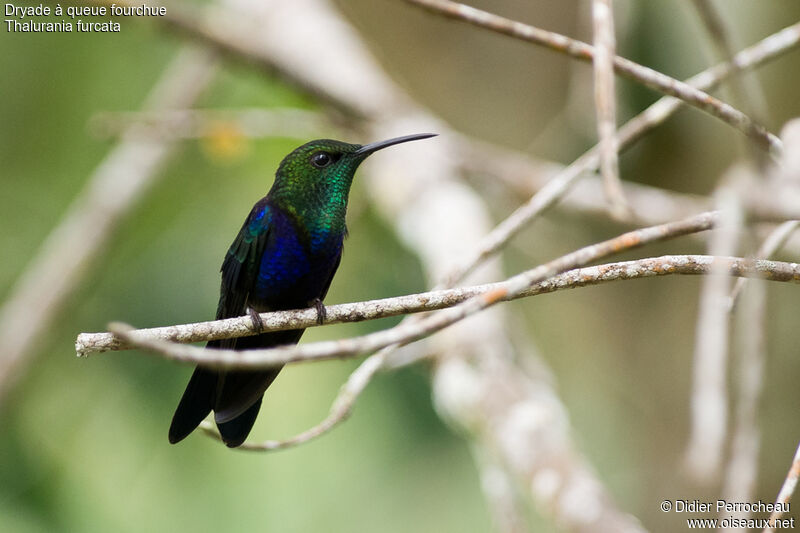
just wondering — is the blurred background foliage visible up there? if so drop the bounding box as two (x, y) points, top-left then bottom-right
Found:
(1, 1), (800, 531)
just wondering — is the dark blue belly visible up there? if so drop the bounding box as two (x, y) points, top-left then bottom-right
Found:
(252, 208), (342, 310)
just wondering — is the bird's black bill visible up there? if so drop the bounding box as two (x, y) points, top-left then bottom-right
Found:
(354, 133), (437, 156)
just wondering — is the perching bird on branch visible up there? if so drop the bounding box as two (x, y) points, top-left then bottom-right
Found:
(169, 133), (436, 447)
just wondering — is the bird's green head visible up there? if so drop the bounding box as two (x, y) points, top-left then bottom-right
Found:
(268, 133), (436, 215)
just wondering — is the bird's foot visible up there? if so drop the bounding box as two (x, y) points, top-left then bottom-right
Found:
(312, 298), (327, 325)
(248, 307), (265, 333)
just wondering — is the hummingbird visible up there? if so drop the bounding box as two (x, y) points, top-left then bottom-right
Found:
(168, 133), (436, 447)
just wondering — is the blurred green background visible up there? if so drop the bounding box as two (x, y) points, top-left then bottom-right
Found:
(2, 1), (800, 532)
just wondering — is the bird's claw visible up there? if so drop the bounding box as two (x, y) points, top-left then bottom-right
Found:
(312, 298), (327, 325)
(248, 307), (265, 333)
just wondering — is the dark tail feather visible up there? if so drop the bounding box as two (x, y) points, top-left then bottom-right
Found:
(214, 368), (282, 423)
(169, 330), (293, 446)
(217, 397), (263, 448)
(168, 367), (217, 444)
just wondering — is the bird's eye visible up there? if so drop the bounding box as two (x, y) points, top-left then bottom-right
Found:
(310, 152), (333, 168)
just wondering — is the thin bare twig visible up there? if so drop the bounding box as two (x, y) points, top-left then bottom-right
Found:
(730, 119), (800, 307)
(690, 0), (737, 61)
(0, 47), (218, 402)
(592, 0), (628, 218)
(764, 442), (800, 532)
(460, 139), (710, 226)
(440, 21), (800, 288)
(721, 115), (800, 518)
(688, 0), (767, 126)
(721, 277), (766, 531)
(686, 174), (745, 482)
(691, 118), (800, 483)
(198, 351), (385, 451)
(402, 0), (782, 155)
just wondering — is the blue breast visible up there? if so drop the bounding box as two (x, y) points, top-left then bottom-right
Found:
(253, 207), (342, 306)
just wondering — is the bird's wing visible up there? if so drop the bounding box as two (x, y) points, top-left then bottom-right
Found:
(171, 199), (276, 446)
(215, 199), (272, 328)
